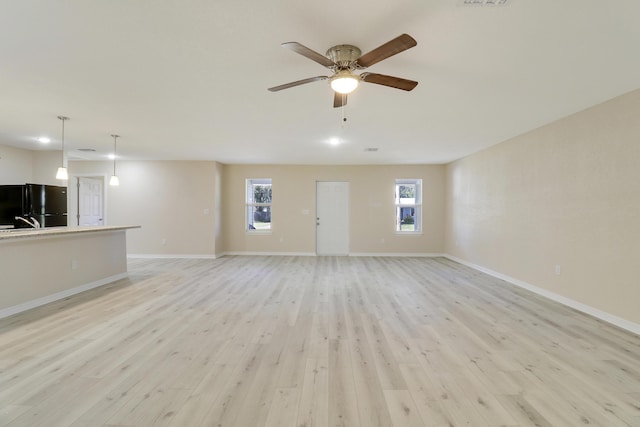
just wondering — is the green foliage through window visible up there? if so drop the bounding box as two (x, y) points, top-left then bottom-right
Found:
(247, 179), (272, 231)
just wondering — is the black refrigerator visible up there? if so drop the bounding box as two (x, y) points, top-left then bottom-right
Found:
(0, 184), (67, 228)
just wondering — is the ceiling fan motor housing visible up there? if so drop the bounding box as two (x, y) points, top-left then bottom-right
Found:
(326, 45), (361, 69)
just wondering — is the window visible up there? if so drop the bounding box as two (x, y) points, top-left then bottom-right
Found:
(246, 178), (272, 232)
(395, 179), (422, 233)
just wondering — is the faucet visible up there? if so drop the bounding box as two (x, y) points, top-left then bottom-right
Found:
(15, 216), (41, 229)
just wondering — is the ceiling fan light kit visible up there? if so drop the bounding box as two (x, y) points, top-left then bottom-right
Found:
(330, 70), (360, 94)
(268, 34), (418, 107)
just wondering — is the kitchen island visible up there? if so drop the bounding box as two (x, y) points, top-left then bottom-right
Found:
(0, 225), (140, 318)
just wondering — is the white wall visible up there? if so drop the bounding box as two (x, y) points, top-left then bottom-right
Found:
(445, 89), (640, 325)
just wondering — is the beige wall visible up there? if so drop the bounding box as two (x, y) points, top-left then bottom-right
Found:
(70, 160), (219, 256)
(445, 89), (640, 324)
(0, 145), (62, 185)
(214, 163), (225, 257)
(0, 144), (35, 184)
(32, 150), (65, 186)
(221, 164), (445, 255)
(0, 230), (128, 313)
(0, 144), (61, 185)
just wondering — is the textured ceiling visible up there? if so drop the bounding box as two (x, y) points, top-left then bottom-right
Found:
(1, 0), (639, 164)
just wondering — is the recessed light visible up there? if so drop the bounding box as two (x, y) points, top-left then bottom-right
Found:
(37, 137), (51, 144)
(328, 137), (340, 146)
(108, 154), (116, 160)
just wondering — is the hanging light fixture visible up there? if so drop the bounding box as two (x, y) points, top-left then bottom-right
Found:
(56, 116), (70, 180)
(110, 134), (120, 186)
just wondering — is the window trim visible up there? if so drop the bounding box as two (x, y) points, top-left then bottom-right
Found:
(395, 178), (423, 234)
(246, 178), (272, 233)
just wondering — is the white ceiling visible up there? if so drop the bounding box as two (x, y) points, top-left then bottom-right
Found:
(1, 0), (639, 165)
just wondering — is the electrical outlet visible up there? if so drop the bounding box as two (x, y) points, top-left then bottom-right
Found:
(71, 259), (78, 270)
(161, 238), (167, 245)
(554, 265), (561, 275)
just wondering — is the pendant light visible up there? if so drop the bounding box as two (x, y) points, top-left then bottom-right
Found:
(56, 116), (70, 180)
(109, 134), (120, 186)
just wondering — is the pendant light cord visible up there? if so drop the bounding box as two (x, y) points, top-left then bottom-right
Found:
(57, 116), (69, 165)
(111, 134), (120, 176)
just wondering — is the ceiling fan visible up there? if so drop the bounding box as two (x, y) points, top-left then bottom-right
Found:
(268, 34), (418, 108)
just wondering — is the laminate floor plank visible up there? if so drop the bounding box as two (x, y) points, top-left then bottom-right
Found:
(296, 357), (329, 427)
(344, 310), (395, 426)
(263, 387), (299, 427)
(398, 363), (453, 426)
(360, 312), (407, 390)
(194, 343), (265, 426)
(0, 405), (30, 427)
(328, 338), (361, 427)
(494, 393), (554, 427)
(0, 256), (638, 426)
(383, 389), (425, 427)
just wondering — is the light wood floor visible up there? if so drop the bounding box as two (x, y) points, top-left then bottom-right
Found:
(1, 256), (639, 427)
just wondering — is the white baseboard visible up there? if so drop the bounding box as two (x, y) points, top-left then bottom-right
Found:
(218, 252), (444, 258)
(0, 272), (129, 320)
(219, 251), (317, 257)
(127, 252), (444, 259)
(350, 252), (444, 257)
(444, 254), (640, 336)
(127, 254), (217, 259)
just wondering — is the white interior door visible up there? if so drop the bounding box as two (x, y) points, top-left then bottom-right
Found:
(316, 181), (349, 255)
(78, 177), (104, 226)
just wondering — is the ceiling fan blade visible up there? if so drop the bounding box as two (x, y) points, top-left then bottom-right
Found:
(282, 42), (336, 68)
(356, 34), (417, 68)
(268, 76), (328, 92)
(361, 73), (418, 91)
(333, 92), (347, 108)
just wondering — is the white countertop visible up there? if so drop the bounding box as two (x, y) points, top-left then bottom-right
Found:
(0, 225), (140, 241)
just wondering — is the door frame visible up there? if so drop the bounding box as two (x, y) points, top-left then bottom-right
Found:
(316, 180), (350, 256)
(68, 173), (109, 227)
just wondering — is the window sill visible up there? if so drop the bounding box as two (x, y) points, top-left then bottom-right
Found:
(395, 231), (424, 236)
(246, 230), (272, 235)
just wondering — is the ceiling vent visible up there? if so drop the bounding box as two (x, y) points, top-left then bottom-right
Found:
(364, 147), (379, 152)
(458, 0), (512, 6)
(77, 148), (96, 152)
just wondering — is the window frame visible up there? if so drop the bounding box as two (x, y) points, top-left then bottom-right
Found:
(246, 178), (272, 233)
(395, 178), (422, 234)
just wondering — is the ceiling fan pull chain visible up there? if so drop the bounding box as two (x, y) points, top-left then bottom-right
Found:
(341, 96), (347, 128)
